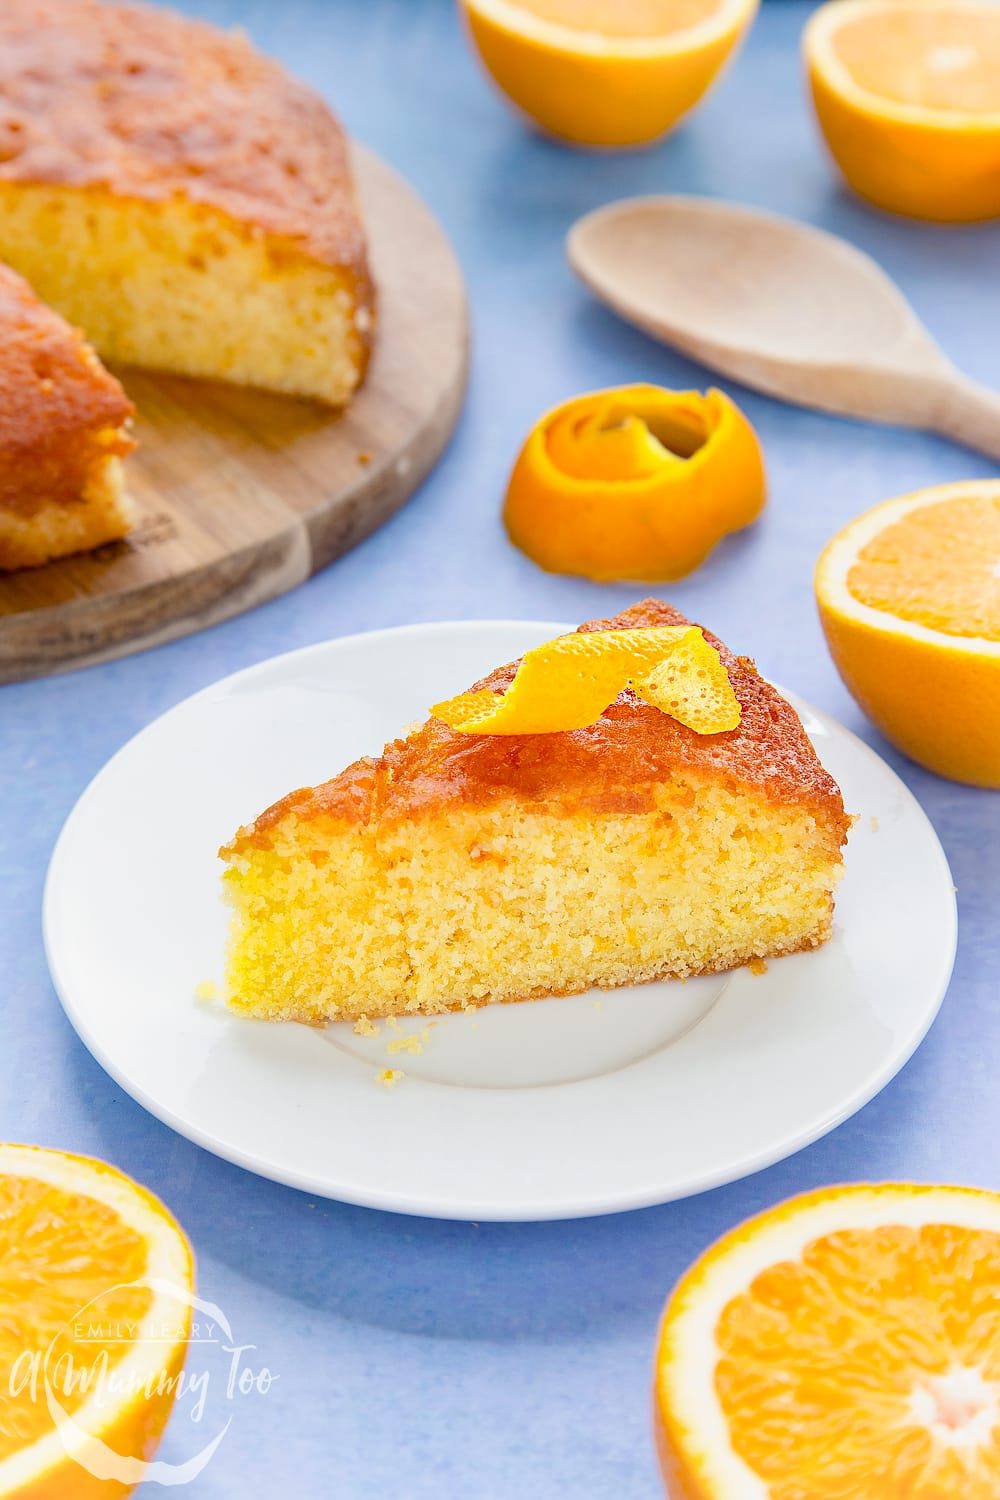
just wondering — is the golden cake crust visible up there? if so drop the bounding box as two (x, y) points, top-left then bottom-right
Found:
(0, 263), (134, 514)
(228, 600), (850, 853)
(0, 0), (372, 290)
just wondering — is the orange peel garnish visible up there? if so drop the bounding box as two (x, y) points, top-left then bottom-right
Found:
(503, 384), (766, 583)
(431, 626), (741, 736)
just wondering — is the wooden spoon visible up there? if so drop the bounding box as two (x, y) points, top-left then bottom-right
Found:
(567, 195), (1000, 462)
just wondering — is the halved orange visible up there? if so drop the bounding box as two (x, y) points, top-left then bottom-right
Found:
(805, 0), (1000, 221)
(656, 1183), (1000, 1499)
(459, 0), (760, 148)
(815, 480), (1000, 787)
(0, 1145), (193, 1499)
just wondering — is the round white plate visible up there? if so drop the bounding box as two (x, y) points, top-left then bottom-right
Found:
(45, 622), (957, 1221)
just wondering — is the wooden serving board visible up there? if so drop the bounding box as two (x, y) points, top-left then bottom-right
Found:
(0, 145), (469, 683)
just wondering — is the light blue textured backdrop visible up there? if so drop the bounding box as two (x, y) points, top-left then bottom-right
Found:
(3, 2), (999, 1493)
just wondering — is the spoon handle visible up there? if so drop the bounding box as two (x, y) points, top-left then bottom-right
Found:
(929, 375), (1000, 464)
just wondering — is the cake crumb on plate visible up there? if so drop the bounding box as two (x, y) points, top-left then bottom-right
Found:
(387, 1034), (424, 1056)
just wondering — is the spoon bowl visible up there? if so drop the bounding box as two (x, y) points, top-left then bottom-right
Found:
(568, 195), (1000, 459)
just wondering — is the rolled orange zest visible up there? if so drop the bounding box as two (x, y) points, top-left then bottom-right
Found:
(503, 384), (766, 583)
(431, 625), (741, 735)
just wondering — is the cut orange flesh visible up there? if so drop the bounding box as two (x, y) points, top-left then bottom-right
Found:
(846, 494), (1000, 641)
(0, 1181), (152, 1457)
(0, 1145), (193, 1500)
(656, 1184), (1000, 1500)
(504, 0), (732, 39)
(835, 8), (1000, 111)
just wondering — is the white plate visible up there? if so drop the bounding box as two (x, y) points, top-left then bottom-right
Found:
(44, 622), (957, 1221)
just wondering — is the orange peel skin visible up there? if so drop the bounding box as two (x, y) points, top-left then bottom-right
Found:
(503, 385), (766, 583)
(431, 625), (742, 735)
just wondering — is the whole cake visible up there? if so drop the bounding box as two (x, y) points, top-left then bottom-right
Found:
(221, 600), (851, 1023)
(0, 0), (373, 406)
(0, 264), (135, 570)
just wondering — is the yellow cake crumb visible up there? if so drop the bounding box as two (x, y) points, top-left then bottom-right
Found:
(386, 1035), (424, 1056)
(353, 1016), (380, 1037)
(378, 1068), (404, 1088)
(748, 957), (768, 976)
(195, 979), (219, 1000)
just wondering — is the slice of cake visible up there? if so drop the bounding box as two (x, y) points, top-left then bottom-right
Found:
(220, 601), (851, 1023)
(0, 0), (373, 406)
(0, 264), (135, 570)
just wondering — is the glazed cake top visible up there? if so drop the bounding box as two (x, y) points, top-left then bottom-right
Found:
(0, 262), (133, 481)
(0, 0), (371, 277)
(226, 600), (850, 852)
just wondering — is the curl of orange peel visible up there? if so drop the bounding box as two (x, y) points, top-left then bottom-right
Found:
(503, 385), (766, 583)
(432, 626), (741, 736)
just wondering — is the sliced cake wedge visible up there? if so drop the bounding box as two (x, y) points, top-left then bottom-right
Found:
(220, 600), (851, 1022)
(0, 264), (135, 570)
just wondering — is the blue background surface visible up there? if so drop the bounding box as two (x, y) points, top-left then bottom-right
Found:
(3, 1), (1000, 1493)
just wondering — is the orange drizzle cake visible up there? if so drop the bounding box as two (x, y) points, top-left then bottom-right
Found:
(0, 264), (135, 570)
(221, 601), (850, 1022)
(0, 0), (373, 406)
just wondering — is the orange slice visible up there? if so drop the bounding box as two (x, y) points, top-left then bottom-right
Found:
(459, 0), (759, 148)
(503, 386), (766, 583)
(814, 481), (1000, 787)
(656, 1183), (1000, 1500)
(432, 625), (741, 735)
(0, 1144), (193, 1499)
(805, 0), (1000, 221)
